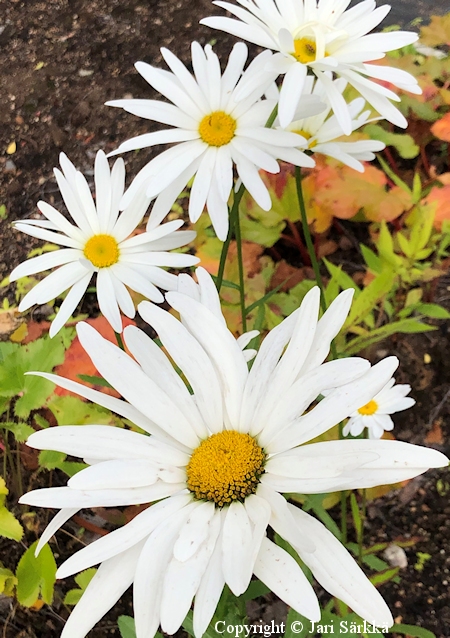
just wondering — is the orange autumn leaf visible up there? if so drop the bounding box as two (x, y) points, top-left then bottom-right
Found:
(424, 185), (450, 230)
(305, 162), (412, 231)
(431, 112), (450, 142)
(53, 315), (135, 399)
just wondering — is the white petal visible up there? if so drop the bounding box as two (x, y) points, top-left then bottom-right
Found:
(279, 63), (307, 128)
(9, 249), (82, 282)
(60, 543), (144, 638)
(49, 272), (91, 338)
(173, 501), (216, 562)
(96, 268), (122, 333)
(36, 508), (78, 556)
(222, 501), (253, 595)
(289, 505), (393, 627)
(254, 537), (320, 622)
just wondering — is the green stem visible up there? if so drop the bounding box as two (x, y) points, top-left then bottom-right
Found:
(115, 332), (125, 351)
(234, 199), (247, 333)
(265, 103), (279, 129)
(358, 488), (367, 563)
(215, 184), (245, 293)
(295, 166), (326, 313)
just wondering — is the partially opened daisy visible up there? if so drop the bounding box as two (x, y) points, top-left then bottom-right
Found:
(20, 274), (448, 638)
(201, 0), (421, 132)
(9, 151), (198, 336)
(344, 378), (415, 439)
(106, 42), (318, 241)
(281, 75), (386, 172)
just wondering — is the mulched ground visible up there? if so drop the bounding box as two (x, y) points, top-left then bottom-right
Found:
(0, 1), (449, 637)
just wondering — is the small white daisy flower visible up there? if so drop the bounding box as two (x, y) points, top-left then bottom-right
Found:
(344, 378), (415, 439)
(281, 75), (386, 172)
(20, 275), (448, 638)
(9, 151), (199, 337)
(106, 42), (317, 241)
(201, 0), (422, 132)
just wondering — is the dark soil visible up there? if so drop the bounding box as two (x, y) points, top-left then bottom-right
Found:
(0, 1), (449, 638)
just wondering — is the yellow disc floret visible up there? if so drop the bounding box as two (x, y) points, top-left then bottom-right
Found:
(358, 400), (378, 416)
(292, 129), (317, 149)
(199, 111), (237, 147)
(84, 234), (120, 269)
(293, 38), (317, 63)
(186, 430), (265, 507)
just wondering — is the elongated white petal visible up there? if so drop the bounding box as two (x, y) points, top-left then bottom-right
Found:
(36, 508), (78, 556)
(61, 543), (144, 638)
(289, 505), (393, 627)
(56, 494), (192, 579)
(254, 537), (320, 622)
(222, 501), (253, 595)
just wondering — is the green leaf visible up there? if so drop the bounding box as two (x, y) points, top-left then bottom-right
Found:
(376, 221), (401, 268)
(0, 476), (24, 541)
(350, 493), (362, 545)
(416, 303), (450, 319)
(364, 124), (420, 159)
(412, 173), (422, 203)
(240, 579), (270, 601)
(369, 566), (399, 586)
(77, 374), (113, 389)
(362, 554), (389, 572)
(409, 206), (434, 256)
(38, 450), (67, 470)
(397, 232), (413, 258)
(0, 421), (35, 443)
(377, 156), (411, 194)
(323, 259), (360, 295)
(284, 608), (311, 638)
(183, 610), (216, 638)
(0, 332), (71, 419)
(0, 566), (17, 596)
(47, 395), (115, 426)
(343, 319), (436, 355)
(64, 568), (97, 605)
(16, 541), (57, 606)
(388, 624), (436, 638)
(344, 270), (395, 331)
(118, 616), (137, 638)
(360, 244), (382, 274)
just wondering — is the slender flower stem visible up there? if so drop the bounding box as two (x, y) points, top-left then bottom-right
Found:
(216, 105), (278, 294)
(115, 331), (125, 351)
(295, 166), (327, 313)
(358, 488), (367, 563)
(216, 184), (245, 293)
(233, 198), (247, 333)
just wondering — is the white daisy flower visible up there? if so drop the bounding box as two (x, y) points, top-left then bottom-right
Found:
(9, 151), (199, 337)
(281, 75), (386, 172)
(20, 278), (448, 638)
(106, 41), (317, 241)
(344, 378), (415, 439)
(200, 0), (422, 132)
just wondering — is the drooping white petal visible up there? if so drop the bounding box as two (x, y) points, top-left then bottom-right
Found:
(35, 508), (78, 556)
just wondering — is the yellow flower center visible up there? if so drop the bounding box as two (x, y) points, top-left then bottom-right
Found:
(292, 129), (317, 149)
(293, 38), (317, 63)
(358, 400), (378, 416)
(198, 111), (237, 147)
(186, 430), (265, 507)
(83, 234), (119, 268)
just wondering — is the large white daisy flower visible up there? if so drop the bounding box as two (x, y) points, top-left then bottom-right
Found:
(9, 151), (199, 337)
(106, 42), (319, 241)
(201, 0), (422, 132)
(20, 275), (447, 638)
(344, 378), (415, 439)
(281, 75), (386, 172)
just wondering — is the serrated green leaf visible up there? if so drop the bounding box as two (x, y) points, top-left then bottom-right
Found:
(284, 608), (311, 638)
(0, 506), (24, 541)
(16, 541), (57, 606)
(38, 450), (67, 470)
(0, 332), (72, 419)
(0, 422), (35, 443)
(46, 395), (115, 426)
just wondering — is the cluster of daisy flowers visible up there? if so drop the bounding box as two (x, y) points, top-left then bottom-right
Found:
(8, 2), (449, 638)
